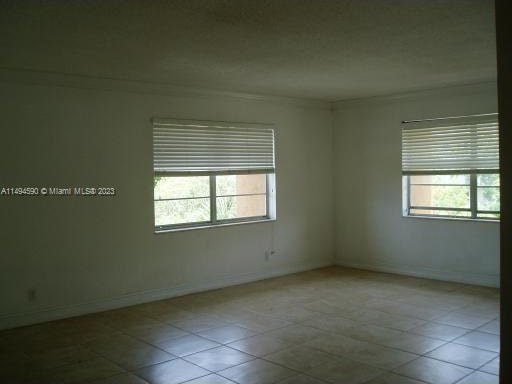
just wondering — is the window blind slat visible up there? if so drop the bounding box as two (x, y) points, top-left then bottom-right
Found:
(402, 117), (499, 174)
(402, 125), (498, 135)
(153, 118), (275, 173)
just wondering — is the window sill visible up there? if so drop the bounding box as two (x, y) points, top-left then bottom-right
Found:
(155, 217), (276, 233)
(402, 214), (499, 223)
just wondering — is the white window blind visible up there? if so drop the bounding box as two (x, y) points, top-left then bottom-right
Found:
(153, 118), (275, 174)
(402, 116), (499, 174)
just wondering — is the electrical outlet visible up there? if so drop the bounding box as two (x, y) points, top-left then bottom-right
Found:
(27, 288), (36, 302)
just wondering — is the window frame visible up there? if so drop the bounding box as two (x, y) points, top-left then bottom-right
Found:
(152, 117), (276, 233)
(154, 172), (275, 232)
(402, 170), (500, 221)
(401, 114), (499, 222)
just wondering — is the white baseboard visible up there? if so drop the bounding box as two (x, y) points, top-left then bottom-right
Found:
(336, 259), (499, 288)
(0, 260), (333, 331)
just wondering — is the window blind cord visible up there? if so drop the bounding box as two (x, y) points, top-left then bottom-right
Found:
(268, 220), (275, 257)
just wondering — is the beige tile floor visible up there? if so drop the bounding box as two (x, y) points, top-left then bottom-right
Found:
(0, 267), (500, 384)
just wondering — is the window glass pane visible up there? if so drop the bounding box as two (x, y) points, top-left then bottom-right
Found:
(477, 174), (500, 186)
(216, 174), (267, 196)
(410, 175), (469, 185)
(477, 187), (500, 211)
(217, 195), (266, 220)
(478, 213), (500, 219)
(410, 185), (470, 209)
(410, 209), (471, 217)
(155, 198), (210, 226)
(154, 176), (209, 200)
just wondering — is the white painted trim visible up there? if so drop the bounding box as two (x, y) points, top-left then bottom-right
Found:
(0, 260), (333, 331)
(335, 259), (499, 288)
(331, 81), (498, 110)
(0, 69), (496, 112)
(0, 68), (330, 110)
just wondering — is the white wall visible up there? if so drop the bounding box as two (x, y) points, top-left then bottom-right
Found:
(0, 74), (335, 329)
(332, 82), (500, 287)
(0, 74), (500, 330)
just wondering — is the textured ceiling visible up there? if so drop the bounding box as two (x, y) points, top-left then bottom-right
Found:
(0, 0), (497, 101)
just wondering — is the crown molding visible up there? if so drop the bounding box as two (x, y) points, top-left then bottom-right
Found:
(331, 80), (498, 111)
(0, 67), (331, 110)
(0, 68), (497, 113)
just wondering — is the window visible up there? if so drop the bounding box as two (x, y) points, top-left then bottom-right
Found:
(153, 118), (276, 231)
(402, 115), (499, 220)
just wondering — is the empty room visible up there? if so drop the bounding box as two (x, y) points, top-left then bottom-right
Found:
(0, 1), (507, 384)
